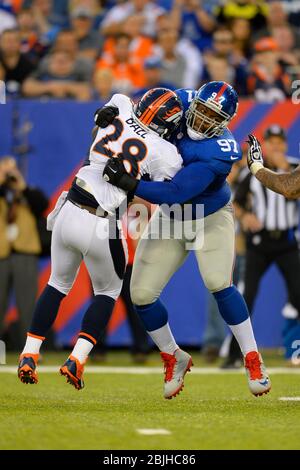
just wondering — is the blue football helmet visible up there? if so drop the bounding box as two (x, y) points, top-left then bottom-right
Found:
(186, 81), (238, 139)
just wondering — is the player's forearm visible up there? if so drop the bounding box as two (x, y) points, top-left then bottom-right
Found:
(135, 164), (216, 205)
(256, 167), (300, 199)
(135, 180), (186, 205)
(247, 134), (300, 199)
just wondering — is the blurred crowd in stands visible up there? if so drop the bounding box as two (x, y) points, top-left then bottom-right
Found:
(0, 0), (300, 103)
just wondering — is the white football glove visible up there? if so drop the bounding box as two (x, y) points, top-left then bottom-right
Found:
(246, 134), (264, 175)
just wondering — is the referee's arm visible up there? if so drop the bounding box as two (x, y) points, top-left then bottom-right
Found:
(247, 133), (300, 199)
(255, 166), (300, 199)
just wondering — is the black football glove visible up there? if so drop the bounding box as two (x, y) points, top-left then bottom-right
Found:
(103, 156), (139, 193)
(94, 106), (119, 128)
(246, 133), (264, 175)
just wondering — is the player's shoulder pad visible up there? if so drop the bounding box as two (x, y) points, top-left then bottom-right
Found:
(109, 93), (133, 111)
(175, 88), (197, 114)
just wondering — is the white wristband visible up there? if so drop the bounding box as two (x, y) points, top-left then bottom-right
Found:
(250, 162), (264, 175)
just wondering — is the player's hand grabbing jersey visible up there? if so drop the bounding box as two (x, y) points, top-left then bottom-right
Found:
(77, 94), (183, 214)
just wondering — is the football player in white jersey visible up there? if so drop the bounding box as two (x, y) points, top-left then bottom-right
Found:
(17, 88), (183, 390)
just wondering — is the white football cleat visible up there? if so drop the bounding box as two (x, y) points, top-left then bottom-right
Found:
(244, 351), (271, 397)
(160, 349), (193, 399)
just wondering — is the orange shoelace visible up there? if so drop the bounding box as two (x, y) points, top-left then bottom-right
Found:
(160, 353), (177, 382)
(245, 352), (263, 380)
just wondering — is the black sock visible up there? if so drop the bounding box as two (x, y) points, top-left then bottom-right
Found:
(78, 295), (115, 345)
(29, 285), (65, 338)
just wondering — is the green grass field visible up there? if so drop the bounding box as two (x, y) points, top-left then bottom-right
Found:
(1, 351), (300, 450)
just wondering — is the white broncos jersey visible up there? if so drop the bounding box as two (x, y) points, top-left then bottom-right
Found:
(76, 94), (183, 214)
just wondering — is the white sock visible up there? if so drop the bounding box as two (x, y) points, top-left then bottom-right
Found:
(148, 323), (178, 354)
(22, 335), (43, 355)
(228, 317), (258, 356)
(71, 338), (94, 363)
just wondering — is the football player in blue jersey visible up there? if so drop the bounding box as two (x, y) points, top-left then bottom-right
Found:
(101, 82), (271, 399)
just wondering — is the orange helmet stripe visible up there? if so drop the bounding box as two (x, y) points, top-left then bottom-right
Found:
(139, 91), (175, 126)
(142, 91), (174, 125)
(139, 92), (170, 125)
(139, 91), (168, 124)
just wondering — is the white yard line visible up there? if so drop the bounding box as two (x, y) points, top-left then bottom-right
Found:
(137, 429), (171, 436)
(1, 366), (300, 374)
(279, 397), (300, 401)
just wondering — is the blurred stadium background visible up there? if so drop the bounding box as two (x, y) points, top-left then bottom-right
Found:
(1, 0), (300, 359)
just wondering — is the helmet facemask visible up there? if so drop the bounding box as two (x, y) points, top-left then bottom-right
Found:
(186, 98), (232, 139)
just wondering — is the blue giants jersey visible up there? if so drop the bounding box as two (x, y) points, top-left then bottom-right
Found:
(135, 88), (242, 218)
(174, 88), (242, 217)
(176, 88), (196, 114)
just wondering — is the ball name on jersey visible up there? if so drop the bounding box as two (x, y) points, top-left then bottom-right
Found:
(125, 118), (148, 139)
